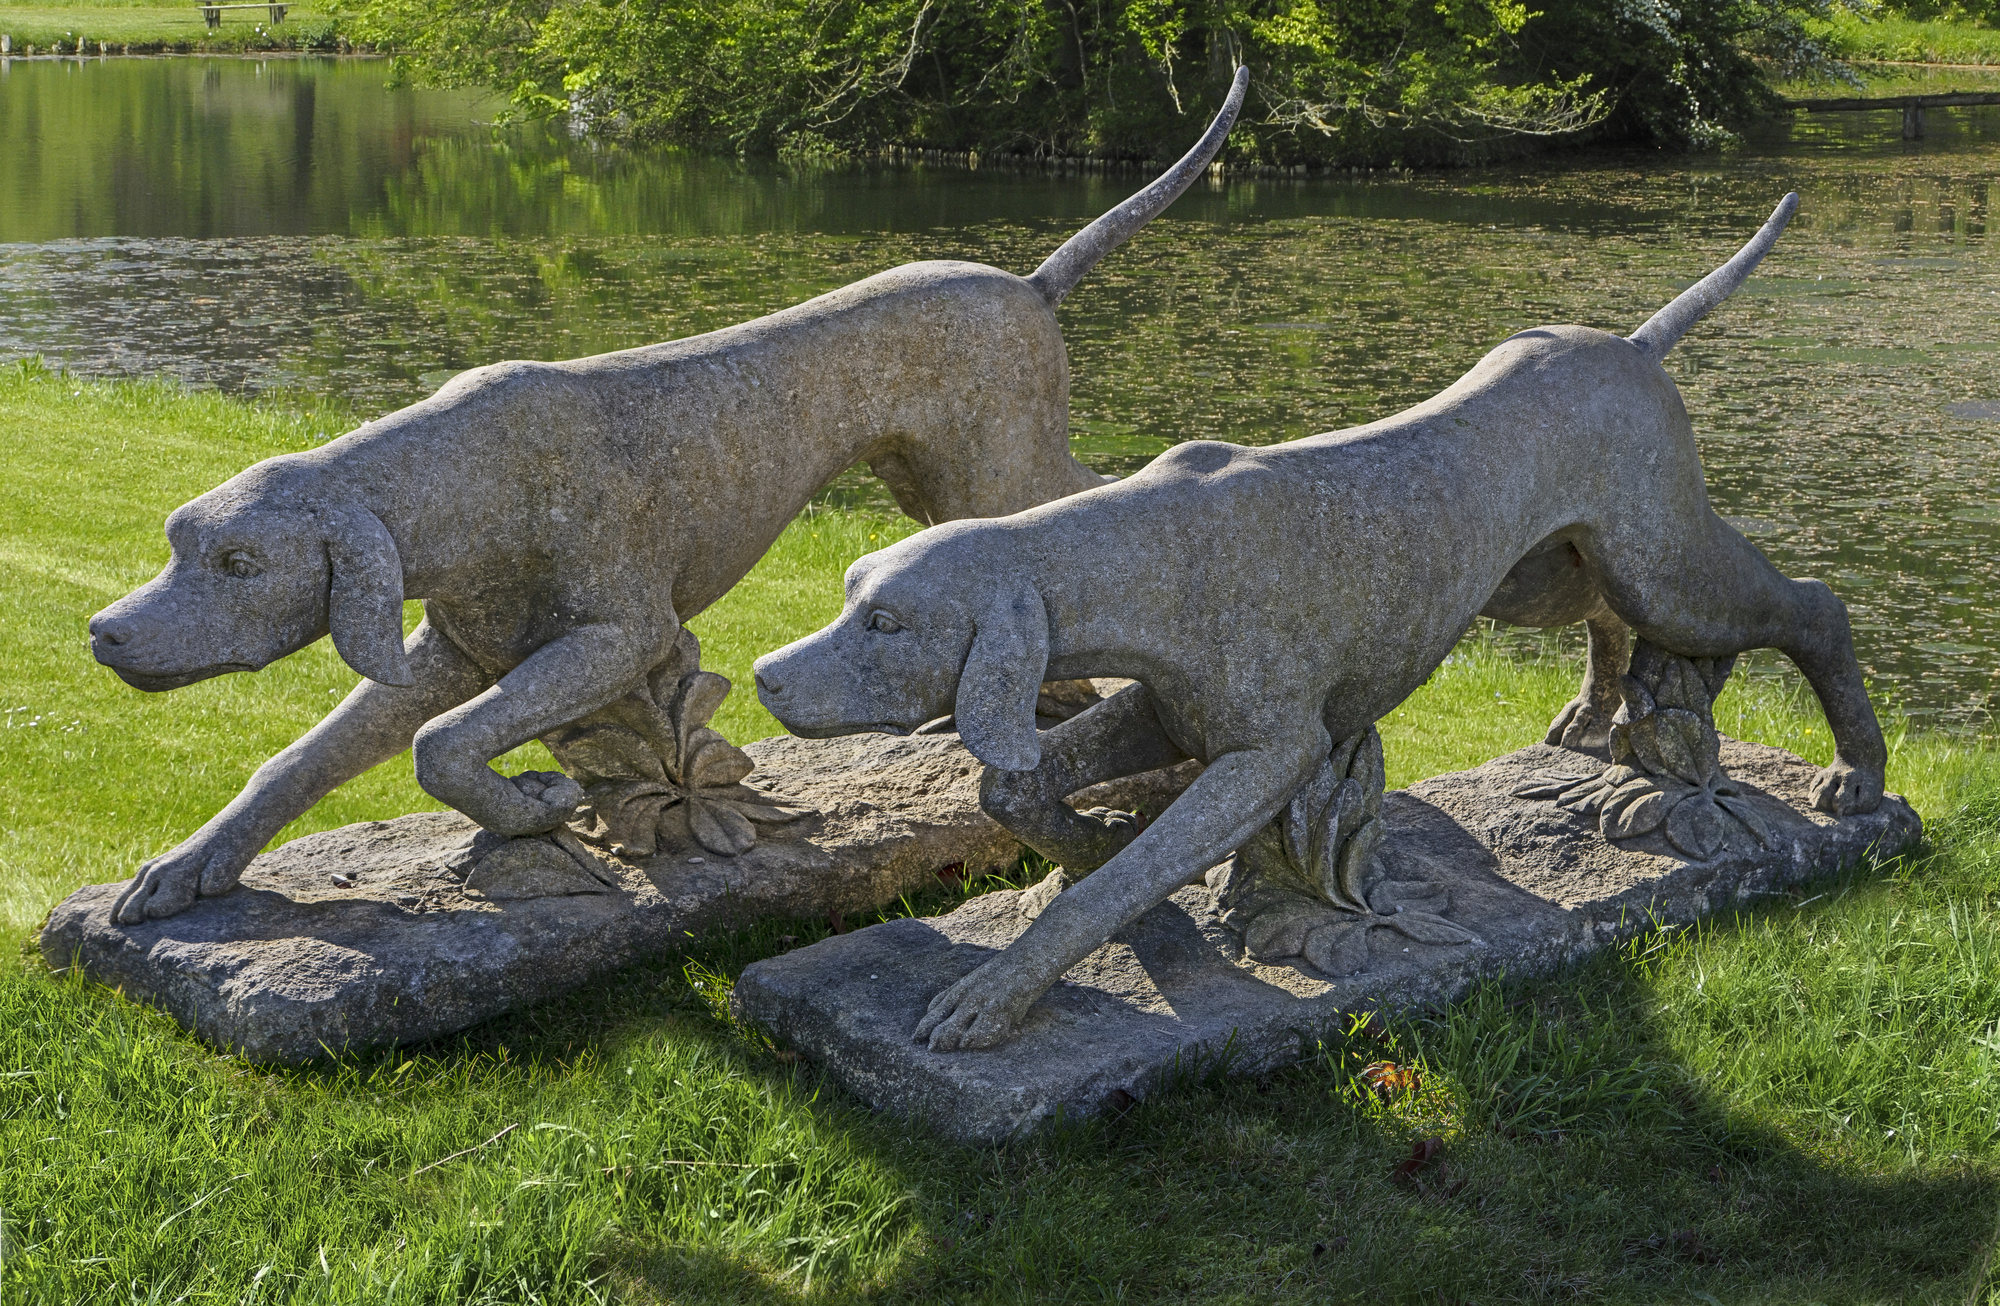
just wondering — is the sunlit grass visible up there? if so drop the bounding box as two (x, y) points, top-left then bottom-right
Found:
(0, 6), (341, 50)
(1812, 12), (2000, 68)
(7, 368), (2000, 1301)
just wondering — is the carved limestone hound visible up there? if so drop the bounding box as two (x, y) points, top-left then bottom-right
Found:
(89, 71), (1254, 925)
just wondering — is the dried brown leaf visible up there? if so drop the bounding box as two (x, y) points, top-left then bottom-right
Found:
(1362, 1062), (1421, 1100)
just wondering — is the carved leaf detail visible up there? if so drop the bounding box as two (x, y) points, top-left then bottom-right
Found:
(683, 729), (756, 790)
(467, 838), (613, 899)
(1596, 777), (1656, 825)
(1618, 671), (1657, 719)
(645, 627), (704, 705)
(671, 672), (734, 772)
(549, 724), (667, 784)
(1332, 814), (1383, 913)
(1604, 786), (1670, 839)
(1302, 921), (1373, 976)
(688, 798), (758, 857)
(1369, 880), (1450, 918)
(1715, 793), (1775, 848)
(602, 787), (678, 858)
(1244, 902), (1317, 960)
(1657, 708), (1719, 786)
(1696, 654), (1738, 700)
(1556, 776), (1613, 815)
(1665, 792), (1730, 861)
(726, 798), (815, 825)
(1521, 638), (1769, 860)
(1512, 770), (1594, 800)
(1316, 779), (1368, 885)
(1652, 657), (1710, 715)
(1381, 911), (1481, 946)
(1350, 728), (1386, 817)
(1285, 759), (1338, 871)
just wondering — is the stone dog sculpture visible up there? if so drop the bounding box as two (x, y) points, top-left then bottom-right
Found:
(88, 71), (1252, 925)
(751, 194), (1888, 1052)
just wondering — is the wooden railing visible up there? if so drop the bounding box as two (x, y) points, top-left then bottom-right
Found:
(1782, 90), (2000, 139)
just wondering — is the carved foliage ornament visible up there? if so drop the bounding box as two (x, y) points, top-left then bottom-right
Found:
(1513, 639), (1773, 860)
(1210, 726), (1479, 976)
(542, 630), (810, 860)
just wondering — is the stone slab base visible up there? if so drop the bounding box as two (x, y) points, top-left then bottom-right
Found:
(731, 740), (1921, 1146)
(39, 733), (1196, 1064)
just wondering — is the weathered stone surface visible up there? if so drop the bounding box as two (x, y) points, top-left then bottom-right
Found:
(82, 78), (1251, 930)
(749, 194), (1894, 1055)
(748, 195), (1896, 1057)
(39, 733), (1194, 1064)
(731, 739), (1921, 1146)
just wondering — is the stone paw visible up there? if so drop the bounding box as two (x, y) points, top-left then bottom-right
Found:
(912, 958), (1039, 1051)
(1017, 867), (1072, 920)
(1545, 697), (1616, 754)
(112, 829), (256, 925)
(1076, 805), (1141, 835)
(505, 769), (586, 832)
(1811, 757), (1884, 816)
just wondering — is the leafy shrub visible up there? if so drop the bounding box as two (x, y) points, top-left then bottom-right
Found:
(354, 0), (1853, 164)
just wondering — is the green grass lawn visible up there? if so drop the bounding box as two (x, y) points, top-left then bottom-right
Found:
(0, 0), (343, 53)
(7, 362), (2000, 1301)
(1814, 11), (2000, 67)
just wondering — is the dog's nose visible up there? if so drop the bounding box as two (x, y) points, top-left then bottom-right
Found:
(89, 611), (141, 648)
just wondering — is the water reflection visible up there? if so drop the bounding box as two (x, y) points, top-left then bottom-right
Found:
(1, 57), (1998, 721)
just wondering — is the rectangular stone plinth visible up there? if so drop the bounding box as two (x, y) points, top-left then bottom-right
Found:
(40, 733), (1194, 1064)
(731, 740), (1921, 1146)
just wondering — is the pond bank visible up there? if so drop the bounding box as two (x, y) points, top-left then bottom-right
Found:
(0, 7), (352, 55)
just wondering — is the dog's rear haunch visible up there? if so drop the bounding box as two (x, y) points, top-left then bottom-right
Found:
(754, 193), (1888, 1053)
(87, 72), (1252, 927)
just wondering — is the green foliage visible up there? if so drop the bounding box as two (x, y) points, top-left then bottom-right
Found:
(1813, 7), (2000, 63)
(353, 0), (1854, 166)
(1873, 0), (2000, 29)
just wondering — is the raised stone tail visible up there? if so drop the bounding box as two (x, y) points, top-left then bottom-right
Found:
(1626, 192), (1798, 362)
(1025, 66), (1250, 307)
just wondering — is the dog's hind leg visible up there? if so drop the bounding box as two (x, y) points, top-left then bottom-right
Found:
(1481, 534), (1629, 754)
(1545, 605), (1631, 755)
(1585, 515), (1886, 815)
(979, 683), (1190, 874)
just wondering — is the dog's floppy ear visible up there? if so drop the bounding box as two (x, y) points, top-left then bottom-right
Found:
(323, 506), (413, 686)
(955, 577), (1049, 771)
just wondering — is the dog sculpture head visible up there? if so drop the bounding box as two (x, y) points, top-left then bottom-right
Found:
(753, 522), (1049, 771)
(88, 461), (413, 692)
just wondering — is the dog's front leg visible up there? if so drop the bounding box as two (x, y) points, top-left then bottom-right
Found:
(411, 622), (659, 837)
(113, 617), (492, 924)
(917, 739), (1319, 1051)
(979, 683), (1189, 873)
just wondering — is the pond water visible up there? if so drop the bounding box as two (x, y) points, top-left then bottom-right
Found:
(4, 55), (1999, 723)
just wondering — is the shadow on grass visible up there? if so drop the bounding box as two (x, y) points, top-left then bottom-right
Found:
(11, 839), (2000, 1303)
(344, 848), (2000, 1304)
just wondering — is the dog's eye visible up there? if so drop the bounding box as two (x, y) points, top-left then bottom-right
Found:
(867, 610), (902, 634)
(224, 551), (262, 579)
